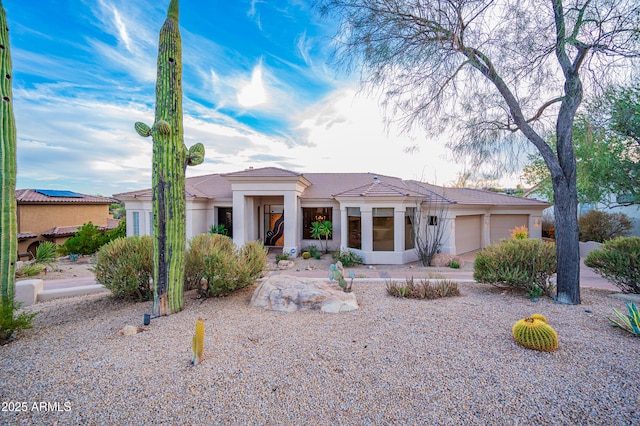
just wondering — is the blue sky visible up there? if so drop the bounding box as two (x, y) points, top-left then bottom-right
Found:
(6, 0), (469, 196)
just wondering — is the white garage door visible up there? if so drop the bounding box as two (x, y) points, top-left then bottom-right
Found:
(455, 215), (482, 254)
(490, 215), (528, 243)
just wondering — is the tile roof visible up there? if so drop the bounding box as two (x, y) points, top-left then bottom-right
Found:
(42, 220), (120, 238)
(18, 232), (37, 240)
(16, 189), (117, 204)
(114, 168), (548, 208)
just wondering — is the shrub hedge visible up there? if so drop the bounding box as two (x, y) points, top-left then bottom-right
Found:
(584, 236), (640, 294)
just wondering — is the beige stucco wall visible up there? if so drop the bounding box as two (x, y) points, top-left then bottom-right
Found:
(17, 203), (111, 254)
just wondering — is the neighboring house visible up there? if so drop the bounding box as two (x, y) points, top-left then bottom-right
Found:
(115, 167), (549, 265)
(16, 189), (118, 258)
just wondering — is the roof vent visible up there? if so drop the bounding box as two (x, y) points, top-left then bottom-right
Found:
(373, 176), (378, 181)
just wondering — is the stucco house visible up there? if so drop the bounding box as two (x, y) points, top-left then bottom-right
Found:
(16, 189), (118, 258)
(115, 167), (549, 265)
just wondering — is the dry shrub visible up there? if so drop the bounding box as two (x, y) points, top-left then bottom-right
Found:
(386, 277), (460, 299)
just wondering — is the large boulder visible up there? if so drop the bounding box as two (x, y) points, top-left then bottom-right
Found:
(250, 276), (358, 313)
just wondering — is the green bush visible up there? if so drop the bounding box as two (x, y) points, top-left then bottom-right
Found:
(185, 234), (267, 296)
(578, 210), (632, 243)
(34, 241), (58, 269)
(0, 299), (38, 345)
(92, 236), (153, 301)
(584, 236), (640, 294)
(473, 239), (557, 297)
(16, 263), (44, 277)
(303, 245), (322, 259)
(332, 249), (363, 267)
(59, 222), (106, 255)
(185, 234), (234, 290)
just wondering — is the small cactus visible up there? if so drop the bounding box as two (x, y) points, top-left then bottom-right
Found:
(329, 261), (355, 293)
(512, 316), (558, 352)
(191, 317), (204, 366)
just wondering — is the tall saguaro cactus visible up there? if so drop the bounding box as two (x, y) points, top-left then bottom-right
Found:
(135, 0), (205, 316)
(0, 0), (18, 313)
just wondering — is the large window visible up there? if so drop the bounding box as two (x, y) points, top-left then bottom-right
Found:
(302, 207), (333, 240)
(132, 212), (140, 236)
(405, 208), (415, 250)
(373, 208), (394, 251)
(347, 207), (361, 249)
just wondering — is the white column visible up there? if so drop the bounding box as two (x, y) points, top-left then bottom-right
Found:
(232, 192), (245, 247)
(340, 207), (348, 250)
(283, 191), (298, 257)
(394, 207), (405, 252)
(482, 214), (491, 248)
(361, 206), (373, 252)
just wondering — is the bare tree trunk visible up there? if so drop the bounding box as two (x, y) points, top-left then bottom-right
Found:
(552, 176), (581, 304)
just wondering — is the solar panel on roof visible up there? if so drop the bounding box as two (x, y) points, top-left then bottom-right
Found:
(34, 189), (84, 198)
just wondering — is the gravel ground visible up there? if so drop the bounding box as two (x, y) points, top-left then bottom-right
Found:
(1, 281), (639, 425)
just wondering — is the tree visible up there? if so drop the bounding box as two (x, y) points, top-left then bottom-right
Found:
(310, 220), (333, 253)
(412, 195), (448, 267)
(135, 0), (205, 316)
(523, 114), (640, 206)
(316, 0), (640, 304)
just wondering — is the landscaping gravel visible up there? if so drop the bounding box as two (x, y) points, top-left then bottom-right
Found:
(1, 281), (638, 425)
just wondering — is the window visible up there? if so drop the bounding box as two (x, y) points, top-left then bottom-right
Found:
(373, 208), (394, 251)
(302, 207), (332, 240)
(217, 207), (233, 238)
(405, 208), (415, 250)
(347, 207), (361, 249)
(428, 215), (438, 226)
(132, 212), (140, 236)
(149, 212), (153, 236)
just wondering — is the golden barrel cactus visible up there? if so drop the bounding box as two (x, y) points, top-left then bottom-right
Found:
(512, 315), (558, 352)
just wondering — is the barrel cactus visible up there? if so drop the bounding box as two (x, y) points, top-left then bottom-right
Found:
(512, 315), (558, 352)
(135, 0), (205, 316)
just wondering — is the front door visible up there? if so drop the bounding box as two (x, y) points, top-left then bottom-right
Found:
(264, 205), (284, 246)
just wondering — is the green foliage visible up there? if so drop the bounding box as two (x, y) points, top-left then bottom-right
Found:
(386, 277), (460, 299)
(0, 299), (38, 345)
(185, 234), (266, 297)
(310, 220), (333, 253)
(92, 236), (153, 301)
(34, 241), (57, 269)
(329, 261), (355, 292)
(449, 260), (460, 269)
(473, 239), (557, 297)
(584, 237), (640, 294)
(332, 249), (363, 267)
(303, 245), (322, 259)
(275, 253), (290, 263)
(105, 219), (126, 241)
(15, 263), (43, 278)
(209, 224), (228, 236)
(523, 101), (640, 207)
(578, 210), (632, 243)
(185, 234), (234, 290)
(58, 222), (105, 255)
(607, 302), (640, 336)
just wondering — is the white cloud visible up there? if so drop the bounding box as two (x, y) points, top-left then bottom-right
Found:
(237, 62), (268, 108)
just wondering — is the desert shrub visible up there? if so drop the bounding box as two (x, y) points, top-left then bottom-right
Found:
(93, 236), (153, 301)
(510, 225), (529, 239)
(34, 241), (58, 269)
(304, 245), (322, 259)
(449, 260), (460, 269)
(473, 239), (557, 298)
(584, 236), (640, 294)
(16, 263), (44, 277)
(578, 210), (632, 243)
(59, 222), (106, 255)
(386, 277), (460, 299)
(332, 249), (363, 267)
(185, 234), (267, 296)
(104, 219), (126, 241)
(0, 299), (38, 345)
(275, 253), (290, 263)
(185, 234), (234, 290)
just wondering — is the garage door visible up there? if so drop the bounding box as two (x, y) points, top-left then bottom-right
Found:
(490, 215), (528, 243)
(455, 215), (482, 254)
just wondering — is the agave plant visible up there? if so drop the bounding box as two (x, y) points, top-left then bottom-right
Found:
(608, 302), (640, 336)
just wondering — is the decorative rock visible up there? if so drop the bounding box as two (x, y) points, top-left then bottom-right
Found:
(117, 325), (144, 336)
(430, 254), (463, 268)
(277, 260), (295, 270)
(250, 276), (358, 313)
